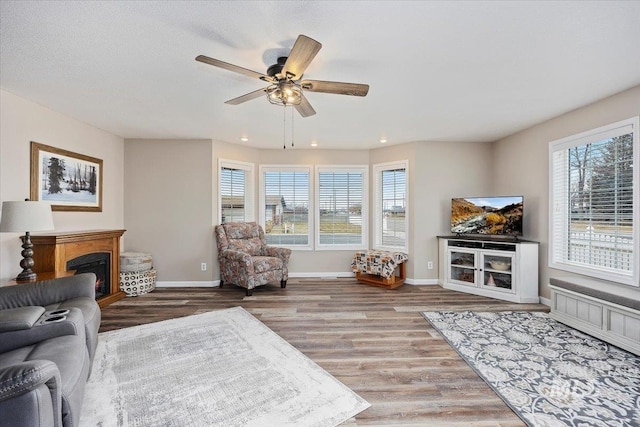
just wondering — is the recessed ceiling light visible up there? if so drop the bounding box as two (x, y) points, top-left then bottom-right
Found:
(380, 138), (387, 143)
(240, 137), (249, 142)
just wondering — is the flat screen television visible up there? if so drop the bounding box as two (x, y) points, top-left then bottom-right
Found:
(451, 196), (523, 236)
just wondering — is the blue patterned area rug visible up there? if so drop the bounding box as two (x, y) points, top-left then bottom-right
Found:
(422, 311), (640, 427)
(81, 307), (369, 426)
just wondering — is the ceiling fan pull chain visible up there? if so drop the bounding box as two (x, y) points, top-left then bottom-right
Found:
(291, 106), (295, 148)
(283, 105), (286, 150)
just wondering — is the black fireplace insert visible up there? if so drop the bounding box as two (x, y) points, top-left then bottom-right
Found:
(66, 253), (110, 299)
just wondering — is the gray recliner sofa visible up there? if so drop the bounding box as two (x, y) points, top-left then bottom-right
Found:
(0, 273), (101, 427)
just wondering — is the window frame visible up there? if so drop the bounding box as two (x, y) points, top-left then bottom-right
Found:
(314, 165), (369, 251)
(259, 165), (314, 250)
(218, 158), (254, 224)
(373, 160), (409, 253)
(548, 116), (639, 286)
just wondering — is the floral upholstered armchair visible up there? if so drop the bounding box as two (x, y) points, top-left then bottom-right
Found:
(214, 222), (292, 296)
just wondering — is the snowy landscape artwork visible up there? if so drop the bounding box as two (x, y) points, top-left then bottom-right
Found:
(30, 142), (102, 211)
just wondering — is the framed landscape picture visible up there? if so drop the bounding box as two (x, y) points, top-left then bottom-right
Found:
(30, 142), (103, 212)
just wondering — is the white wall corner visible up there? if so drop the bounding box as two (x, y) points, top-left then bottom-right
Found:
(539, 296), (551, 306)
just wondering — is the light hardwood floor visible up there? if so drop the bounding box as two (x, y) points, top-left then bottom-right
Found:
(100, 278), (549, 426)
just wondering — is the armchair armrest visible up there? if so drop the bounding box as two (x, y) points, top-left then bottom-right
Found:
(0, 273), (96, 310)
(0, 361), (62, 427)
(265, 246), (292, 263)
(220, 249), (254, 278)
(0, 306), (46, 333)
(221, 249), (252, 264)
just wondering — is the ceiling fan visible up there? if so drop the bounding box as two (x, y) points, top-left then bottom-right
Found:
(195, 34), (369, 117)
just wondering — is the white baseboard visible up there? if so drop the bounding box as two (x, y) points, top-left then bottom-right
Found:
(156, 276), (439, 287)
(288, 272), (355, 279)
(539, 296), (551, 306)
(405, 278), (439, 285)
(156, 281), (219, 288)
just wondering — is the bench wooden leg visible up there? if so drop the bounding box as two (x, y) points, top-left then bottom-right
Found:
(356, 262), (406, 289)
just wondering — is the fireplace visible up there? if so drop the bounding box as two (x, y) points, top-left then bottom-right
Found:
(67, 253), (111, 299)
(30, 229), (126, 307)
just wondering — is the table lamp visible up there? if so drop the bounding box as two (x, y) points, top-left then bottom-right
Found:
(0, 199), (55, 282)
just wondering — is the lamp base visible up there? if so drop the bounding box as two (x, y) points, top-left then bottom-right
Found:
(15, 270), (37, 282)
(15, 231), (37, 282)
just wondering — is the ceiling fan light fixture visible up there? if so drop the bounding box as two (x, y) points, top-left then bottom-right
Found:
(267, 81), (302, 106)
(197, 34), (369, 125)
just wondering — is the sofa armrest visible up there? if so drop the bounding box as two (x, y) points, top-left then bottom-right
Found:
(0, 360), (62, 427)
(0, 308), (85, 354)
(0, 306), (46, 332)
(265, 246), (291, 263)
(0, 273), (96, 310)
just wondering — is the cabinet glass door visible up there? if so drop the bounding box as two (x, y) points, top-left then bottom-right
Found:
(448, 249), (477, 286)
(481, 252), (515, 293)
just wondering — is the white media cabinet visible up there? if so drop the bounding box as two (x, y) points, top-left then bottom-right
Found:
(438, 236), (539, 303)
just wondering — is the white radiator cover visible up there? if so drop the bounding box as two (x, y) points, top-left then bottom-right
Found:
(550, 285), (640, 356)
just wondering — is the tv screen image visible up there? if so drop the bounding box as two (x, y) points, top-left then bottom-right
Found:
(451, 196), (523, 236)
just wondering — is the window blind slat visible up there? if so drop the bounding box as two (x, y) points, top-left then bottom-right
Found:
(318, 170), (364, 246)
(220, 167), (246, 223)
(551, 127), (636, 283)
(263, 170), (310, 246)
(377, 166), (407, 249)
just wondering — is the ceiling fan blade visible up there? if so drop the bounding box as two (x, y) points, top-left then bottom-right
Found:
(294, 94), (316, 117)
(301, 79), (369, 97)
(281, 35), (322, 80)
(225, 87), (268, 105)
(196, 55), (274, 83)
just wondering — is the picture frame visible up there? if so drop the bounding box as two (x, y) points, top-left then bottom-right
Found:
(30, 141), (103, 212)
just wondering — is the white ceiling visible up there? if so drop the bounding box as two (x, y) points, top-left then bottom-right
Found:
(1, 1), (639, 150)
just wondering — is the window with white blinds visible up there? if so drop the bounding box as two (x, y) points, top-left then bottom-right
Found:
(259, 166), (312, 248)
(549, 117), (639, 286)
(316, 166), (368, 250)
(218, 159), (253, 224)
(373, 161), (408, 252)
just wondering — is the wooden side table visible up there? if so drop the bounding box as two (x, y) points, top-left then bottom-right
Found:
(4, 271), (76, 287)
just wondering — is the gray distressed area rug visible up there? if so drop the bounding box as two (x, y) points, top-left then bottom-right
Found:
(422, 311), (640, 427)
(81, 307), (370, 426)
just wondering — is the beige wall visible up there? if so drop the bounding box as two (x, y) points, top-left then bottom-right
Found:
(369, 142), (493, 282)
(123, 142), (375, 282)
(0, 90), (125, 282)
(411, 141), (493, 281)
(6, 85), (638, 294)
(124, 139), (214, 282)
(492, 84), (640, 300)
(123, 138), (493, 283)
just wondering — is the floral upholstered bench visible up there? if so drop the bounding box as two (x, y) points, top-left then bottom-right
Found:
(351, 250), (408, 289)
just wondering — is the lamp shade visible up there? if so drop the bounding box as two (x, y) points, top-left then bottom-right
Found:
(0, 201), (54, 233)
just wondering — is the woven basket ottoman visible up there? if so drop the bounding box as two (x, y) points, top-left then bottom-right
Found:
(119, 252), (156, 296)
(119, 269), (157, 297)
